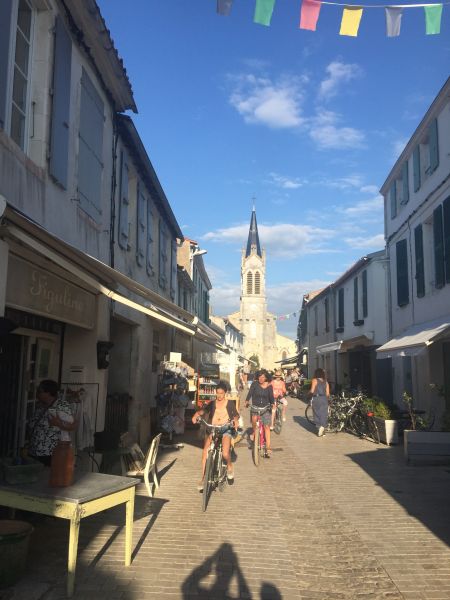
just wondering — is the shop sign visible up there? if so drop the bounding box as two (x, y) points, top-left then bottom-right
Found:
(6, 255), (96, 329)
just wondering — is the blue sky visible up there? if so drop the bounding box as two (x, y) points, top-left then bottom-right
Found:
(98, 0), (449, 338)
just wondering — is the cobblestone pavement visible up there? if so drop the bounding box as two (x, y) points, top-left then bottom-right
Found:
(4, 397), (450, 600)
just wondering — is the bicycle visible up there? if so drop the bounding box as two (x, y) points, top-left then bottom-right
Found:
(273, 397), (284, 435)
(348, 403), (380, 444)
(305, 394), (358, 433)
(197, 418), (235, 512)
(249, 404), (271, 466)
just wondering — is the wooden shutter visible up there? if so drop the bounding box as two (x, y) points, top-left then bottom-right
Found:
(443, 196), (450, 284)
(401, 161), (409, 205)
(434, 205), (445, 289)
(49, 16), (72, 188)
(146, 201), (153, 275)
(429, 118), (439, 173)
(413, 146), (421, 192)
(353, 277), (358, 320)
(338, 288), (344, 328)
(362, 270), (368, 318)
(390, 183), (397, 219)
(414, 224), (425, 298)
(158, 220), (167, 289)
(324, 297), (329, 332)
(396, 239), (409, 307)
(170, 240), (177, 301)
(78, 69), (104, 220)
(0, 0), (13, 130)
(118, 150), (129, 250)
(136, 181), (146, 267)
(246, 272), (253, 295)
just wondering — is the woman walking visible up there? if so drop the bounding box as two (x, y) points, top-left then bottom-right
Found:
(309, 368), (329, 437)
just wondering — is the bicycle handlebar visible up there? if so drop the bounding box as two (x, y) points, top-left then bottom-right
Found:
(196, 417), (236, 432)
(248, 404), (271, 413)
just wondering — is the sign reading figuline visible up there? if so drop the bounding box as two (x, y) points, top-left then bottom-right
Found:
(6, 255), (96, 329)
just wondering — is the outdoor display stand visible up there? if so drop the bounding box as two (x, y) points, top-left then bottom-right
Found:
(196, 363), (220, 408)
(156, 361), (192, 441)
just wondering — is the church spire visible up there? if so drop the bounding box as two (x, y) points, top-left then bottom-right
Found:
(245, 208), (262, 258)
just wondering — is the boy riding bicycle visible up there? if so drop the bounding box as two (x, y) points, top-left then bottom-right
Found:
(192, 381), (240, 491)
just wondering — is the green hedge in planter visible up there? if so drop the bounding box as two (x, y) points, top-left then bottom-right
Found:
(362, 397), (393, 420)
(302, 379), (311, 390)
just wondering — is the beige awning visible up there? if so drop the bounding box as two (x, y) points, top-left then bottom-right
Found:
(376, 316), (450, 358)
(340, 333), (374, 352)
(316, 341), (342, 354)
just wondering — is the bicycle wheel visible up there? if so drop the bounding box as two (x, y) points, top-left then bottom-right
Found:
(349, 411), (365, 437)
(305, 404), (315, 426)
(274, 407), (282, 434)
(253, 421), (260, 466)
(260, 424), (266, 458)
(202, 451), (214, 512)
(366, 418), (380, 444)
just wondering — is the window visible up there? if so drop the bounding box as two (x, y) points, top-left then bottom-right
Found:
(396, 239), (409, 307)
(118, 150), (129, 250)
(401, 161), (409, 205)
(254, 271), (261, 295)
(413, 146), (421, 192)
(324, 297), (329, 332)
(353, 277), (359, 321)
(444, 196), (450, 285)
(78, 69), (104, 220)
(390, 183), (397, 219)
(158, 220), (168, 289)
(314, 306), (318, 336)
(362, 270), (368, 318)
(414, 224), (425, 298)
(337, 288), (344, 329)
(246, 272), (253, 295)
(417, 118), (439, 187)
(433, 205), (445, 289)
(146, 201), (154, 275)
(136, 181), (146, 267)
(170, 240), (177, 301)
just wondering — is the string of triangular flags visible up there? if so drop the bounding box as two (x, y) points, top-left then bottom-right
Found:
(217, 0), (447, 36)
(274, 311), (298, 321)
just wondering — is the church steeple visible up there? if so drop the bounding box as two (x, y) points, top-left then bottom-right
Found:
(245, 208), (262, 258)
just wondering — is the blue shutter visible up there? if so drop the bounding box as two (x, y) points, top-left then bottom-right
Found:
(78, 69), (104, 220)
(443, 196), (450, 284)
(118, 150), (129, 249)
(170, 240), (177, 301)
(429, 118), (439, 173)
(338, 288), (344, 328)
(401, 161), (409, 205)
(146, 201), (154, 275)
(136, 181), (146, 266)
(362, 270), (368, 317)
(49, 16), (72, 188)
(396, 239), (409, 307)
(158, 220), (167, 289)
(353, 277), (358, 321)
(433, 205), (445, 289)
(0, 0), (13, 130)
(413, 146), (421, 192)
(390, 183), (397, 219)
(414, 224), (425, 298)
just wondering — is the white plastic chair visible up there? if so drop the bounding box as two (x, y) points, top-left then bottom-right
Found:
(121, 433), (162, 497)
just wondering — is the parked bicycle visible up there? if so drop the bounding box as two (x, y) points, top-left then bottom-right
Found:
(251, 404), (271, 466)
(197, 418), (235, 512)
(273, 398), (284, 435)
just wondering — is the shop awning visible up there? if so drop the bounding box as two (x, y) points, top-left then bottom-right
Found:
(2, 209), (197, 335)
(376, 316), (450, 359)
(275, 354), (300, 365)
(340, 333), (374, 352)
(316, 341), (343, 354)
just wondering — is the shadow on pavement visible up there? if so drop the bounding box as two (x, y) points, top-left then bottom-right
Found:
(293, 414), (316, 434)
(347, 447), (450, 548)
(181, 542), (283, 599)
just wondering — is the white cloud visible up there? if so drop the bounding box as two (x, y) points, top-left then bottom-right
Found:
(319, 60), (363, 100)
(209, 283), (241, 316)
(268, 172), (304, 189)
(338, 195), (383, 217)
(309, 111), (365, 150)
(228, 74), (306, 129)
(360, 185), (379, 194)
(202, 222), (337, 259)
(344, 233), (385, 249)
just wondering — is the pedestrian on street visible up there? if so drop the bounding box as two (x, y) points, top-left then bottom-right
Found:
(309, 368), (329, 437)
(245, 369), (275, 457)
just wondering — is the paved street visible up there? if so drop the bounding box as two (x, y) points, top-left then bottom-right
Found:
(5, 397), (450, 600)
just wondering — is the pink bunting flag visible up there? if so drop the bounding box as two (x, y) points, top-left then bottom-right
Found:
(300, 0), (322, 31)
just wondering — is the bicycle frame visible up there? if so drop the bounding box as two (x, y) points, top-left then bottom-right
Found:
(250, 405), (270, 465)
(198, 418), (233, 511)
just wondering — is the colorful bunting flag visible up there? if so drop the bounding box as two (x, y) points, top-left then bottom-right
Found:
(254, 0), (276, 26)
(339, 6), (363, 37)
(424, 4), (443, 34)
(300, 0), (322, 30)
(217, 0), (234, 16)
(385, 7), (403, 36)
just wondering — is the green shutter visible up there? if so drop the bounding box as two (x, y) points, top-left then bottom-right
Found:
(353, 278), (358, 320)
(413, 146), (421, 192)
(362, 270), (368, 317)
(443, 196), (450, 284)
(118, 151), (129, 250)
(136, 181), (146, 267)
(396, 239), (409, 307)
(390, 183), (397, 218)
(401, 161), (409, 204)
(433, 205), (445, 289)
(414, 224), (425, 298)
(429, 118), (439, 173)
(338, 288), (344, 328)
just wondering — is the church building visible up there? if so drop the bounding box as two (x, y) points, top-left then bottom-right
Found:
(228, 209), (296, 370)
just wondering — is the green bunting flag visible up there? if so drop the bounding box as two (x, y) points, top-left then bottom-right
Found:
(424, 4), (443, 34)
(254, 0), (277, 26)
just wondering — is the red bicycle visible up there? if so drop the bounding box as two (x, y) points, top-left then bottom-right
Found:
(250, 404), (271, 466)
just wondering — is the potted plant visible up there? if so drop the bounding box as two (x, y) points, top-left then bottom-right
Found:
(402, 390), (450, 465)
(363, 397), (398, 445)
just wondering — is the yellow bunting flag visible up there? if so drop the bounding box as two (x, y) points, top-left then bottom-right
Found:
(339, 6), (363, 36)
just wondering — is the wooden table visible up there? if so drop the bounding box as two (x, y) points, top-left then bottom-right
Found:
(0, 471), (139, 597)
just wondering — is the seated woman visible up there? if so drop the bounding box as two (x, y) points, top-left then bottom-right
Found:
(192, 381), (240, 491)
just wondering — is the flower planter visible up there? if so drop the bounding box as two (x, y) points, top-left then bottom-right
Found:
(404, 431), (450, 465)
(373, 417), (398, 445)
